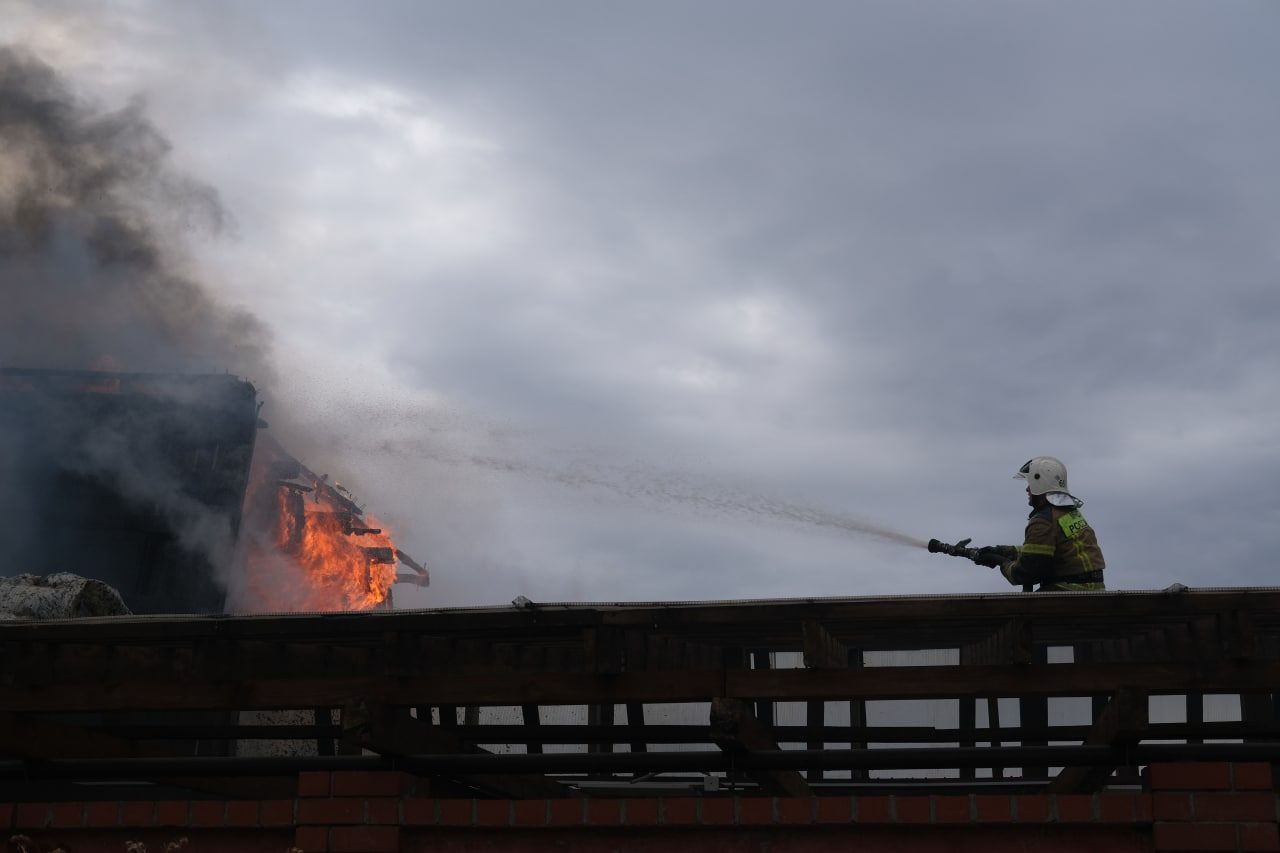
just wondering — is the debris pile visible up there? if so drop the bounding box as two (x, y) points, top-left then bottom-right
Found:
(0, 572), (132, 620)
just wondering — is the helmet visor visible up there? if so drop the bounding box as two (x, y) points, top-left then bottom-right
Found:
(1014, 459), (1032, 480)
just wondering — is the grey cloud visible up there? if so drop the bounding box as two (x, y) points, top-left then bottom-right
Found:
(5, 2), (1277, 602)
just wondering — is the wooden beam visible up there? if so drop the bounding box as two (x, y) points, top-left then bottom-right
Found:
(625, 703), (647, 754)
(10, 589), (1280, 652)
(1048, 687), (1148, 793)
(0, 711), (292, 798)
(358, 702), (567, 799)
(1020, 645), (1050, 781)
(710, 697), (810, 797)
(521, 704), (543, 754)
(847, 647), (868, 782)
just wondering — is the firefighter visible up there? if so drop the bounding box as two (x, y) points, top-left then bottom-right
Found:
(973, 457), (1106, 591)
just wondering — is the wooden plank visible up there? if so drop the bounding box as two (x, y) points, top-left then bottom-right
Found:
(987, 696), (1004, 780)
(847, 647), (867, 782)
(958, 643), (977, 781)
(314, 707), (335, 756)
(1227, 610), (1257, 660)
(751, 649), (774, 730)
(806, 699), (823, 782)
(585, 628), (624, 674)
(802, 620), (848, 669)
(625, 702), (647, 754)
(11, 589), (1280, 648)
(9, 659), (1280, 712)
(960, 619), (1031, 665)
(587, 701), (614, 756)
(1190, 615), (1223, 660)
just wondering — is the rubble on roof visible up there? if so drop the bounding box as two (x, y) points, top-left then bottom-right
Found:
(0, 572), (132, 620)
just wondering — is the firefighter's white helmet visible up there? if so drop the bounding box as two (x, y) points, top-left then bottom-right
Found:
(1014, 456), (1069, 496)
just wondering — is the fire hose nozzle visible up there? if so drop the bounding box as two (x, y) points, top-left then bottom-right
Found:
(928, 537), (978, 561)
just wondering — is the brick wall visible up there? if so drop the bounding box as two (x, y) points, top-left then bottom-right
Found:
(3, 762), (1275, 852)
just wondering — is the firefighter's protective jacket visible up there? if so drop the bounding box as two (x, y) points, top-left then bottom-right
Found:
(1002, 503), (1106, 591)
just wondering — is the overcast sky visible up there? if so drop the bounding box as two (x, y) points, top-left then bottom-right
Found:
(2, 1), (1277, 607)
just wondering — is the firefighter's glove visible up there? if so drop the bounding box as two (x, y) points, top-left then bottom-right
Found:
(973, 547), (1007, 569)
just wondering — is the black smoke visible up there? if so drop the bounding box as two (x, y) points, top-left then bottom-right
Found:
(0, 45), (272, 378)
(0, 47), (274, 612)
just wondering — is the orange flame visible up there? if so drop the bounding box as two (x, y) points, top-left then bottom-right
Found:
(275, 488), (397, 611)
(238, 447), (400, 612)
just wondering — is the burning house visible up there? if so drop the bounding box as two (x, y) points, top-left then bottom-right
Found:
(239, 434), (430, 613)
(0, 366), (427, 616)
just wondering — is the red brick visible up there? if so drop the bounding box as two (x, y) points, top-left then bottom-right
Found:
(548, 798), (583, 826)
(84, 801), (119, 828)
(856, 796), (892, 823)
(49, 802), (83, 828)
(1015, 795), (1050, 823)
(1056, 794), (1095, 822)
(815, 796), (851, 824)
(975, 795), (1012, 822)
(1098, 794), (1136, 823)
(1153, 821), (1237, 851)
(226, 801), (259, 828)
(189, 800), (226, 827)
(120, 801), (155, 826)
(329, 825), (400, 853)
(588, 798), (623, 826)
(14, 803), (48, 828)
(298, 798), (364, 825)
(437, 799), (473, 826)
(154, 800), (188, 827)
(894, 796), (930, 823)
(738, 797), (774, 826)
(474, 799), (510, 827)
(662, 798), (698, 825)
(512, 799), (546, 827)
(260, 799), (295, 827)
(778, 797), (813, 824)
(297, 771), (332, 797)
(1133, 794), (1154, 822)
(365, 798), (400, 825)
(294, 825), (328, 852)
(1154, 793), (1193, 821)
(1239, 822), (1280, 851)
(624, 799), (659, 826)
(1148, 762), (1233, 791)
(700, 798), (733, 825)
(1234, 763), (1276, 791)
(934, 795), (971, 823)
(331, 771), (410, 798)
(1194, 792), (1277, 822)
(403, 799), (437, 826)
